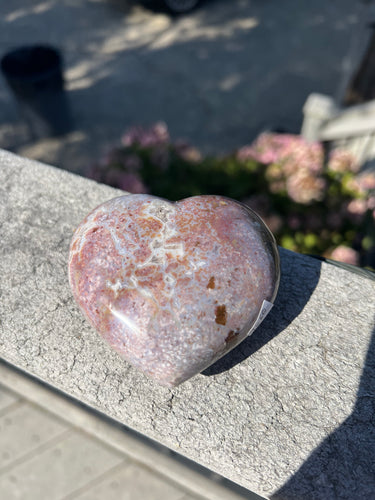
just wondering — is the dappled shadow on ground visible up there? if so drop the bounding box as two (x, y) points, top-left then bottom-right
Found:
(0, 0), (365, 174)
(273, 321), (375, 499)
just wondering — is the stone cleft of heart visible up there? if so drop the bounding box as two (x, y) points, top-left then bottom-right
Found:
(68, 194), (280, 387)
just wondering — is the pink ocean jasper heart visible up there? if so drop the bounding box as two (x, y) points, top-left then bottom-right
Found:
(68, 195), (279, 387)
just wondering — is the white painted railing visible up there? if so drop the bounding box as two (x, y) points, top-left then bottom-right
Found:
(302, 93), (375, 166)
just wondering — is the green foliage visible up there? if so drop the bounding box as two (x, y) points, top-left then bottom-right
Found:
(141, 151), (261, 200)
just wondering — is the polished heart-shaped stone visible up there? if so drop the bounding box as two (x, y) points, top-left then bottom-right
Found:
(68, 195), (280, 387)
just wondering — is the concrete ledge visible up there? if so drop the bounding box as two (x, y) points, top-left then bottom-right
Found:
(1, 149), (375, 499)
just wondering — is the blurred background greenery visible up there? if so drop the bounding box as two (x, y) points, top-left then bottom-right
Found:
(87, 123), (375, 269)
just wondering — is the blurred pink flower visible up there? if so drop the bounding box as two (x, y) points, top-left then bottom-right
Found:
(243, 133), (324, 175)
(238, 145), (280, 164)
(174, 140), (202, 163)
(238, 133), (296, 164)
(122, 122), (169, 148)
(357, 172), (375, 191)
(269, 180), (286, 194)
(330, 246), (360, 266)
(236, 145), (261, 162)
(266, 163), (283, 181)
(240, 133), (333, 204)
(328, 149), (359, 173)
(346, 198), (368, 223)
(346, 172), (375, 197)
(367, 196), (375, 210)
(286, 171), (326, 204)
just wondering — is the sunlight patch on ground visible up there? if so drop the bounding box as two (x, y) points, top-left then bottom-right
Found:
(18, 130), (89, 174)
(65, 59), (113, 90)
(66, 60), (96, 81)
(101, 12), (171, 54)
(5, 1), (55, 22)
(67, 76), (97, 91)
(219, 73), (242, 91)
(151, 16), (259, 50)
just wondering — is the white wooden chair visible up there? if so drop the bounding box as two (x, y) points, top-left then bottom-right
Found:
(301, 93), (375, 168)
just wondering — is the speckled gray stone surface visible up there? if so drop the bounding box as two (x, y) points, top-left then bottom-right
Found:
(1, 149), (374, 499)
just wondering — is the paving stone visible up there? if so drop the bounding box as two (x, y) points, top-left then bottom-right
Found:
(0, 386), (19, 413)
(0, 402), (68, 470)
(179, 496), (204, 500)
(0, 429), (125, 500)
(73, 462), (188, 500)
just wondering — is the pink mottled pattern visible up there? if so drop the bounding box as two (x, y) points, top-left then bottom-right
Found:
(69, 195), (278, 387)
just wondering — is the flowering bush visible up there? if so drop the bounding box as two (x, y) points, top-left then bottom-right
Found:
(88, 122), (261, 200)
(240, 133), (375, 267)
(86, 125), (375, 268)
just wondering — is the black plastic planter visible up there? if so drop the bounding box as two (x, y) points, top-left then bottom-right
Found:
(1, 45), (72, 138)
